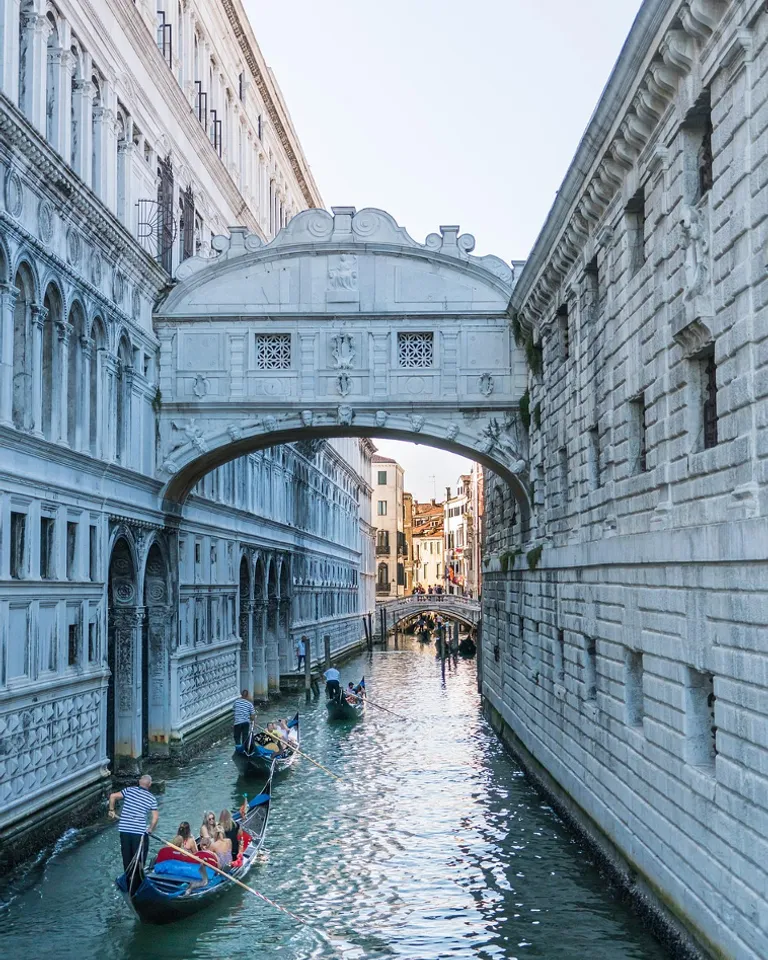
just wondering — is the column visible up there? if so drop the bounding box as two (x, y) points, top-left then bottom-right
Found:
(20, 11), (50, 132)
(91, 106), (108, 200)
(266, 600), (280, 695)
(102, 351), (118, 462)
(0, 0), (21, 102)
(239, 598), (254, 695)
(29, 305), (46, 437)
(55, 45), (74, 161)
(0, 283), (18, 427)
(279, 596), (291, 673)
(253, 600), (268, 701)
(72, 76), (94, 183)
(55, 320), (71, 445)
(78, 335), (91, 453)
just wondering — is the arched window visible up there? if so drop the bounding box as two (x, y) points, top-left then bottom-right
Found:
(70, 43), (82, 172)
(41, 283), (62, 441)
(12, 263), (35, 430)
(115, 335), (131, 463)
(115, 108), (128, 225)
(89, 318), (105, 455)
(91, 74), (102, 194)
(377, 563), (389, 588)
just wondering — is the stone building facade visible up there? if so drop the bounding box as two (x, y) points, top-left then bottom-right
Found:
(480, 1), (768, 958)
(372, 454), (406, 597)
(0, 0), (372, 865)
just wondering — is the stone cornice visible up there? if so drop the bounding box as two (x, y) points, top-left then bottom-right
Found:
(510, 0), (733, 329)
(219, 0), (323, 209)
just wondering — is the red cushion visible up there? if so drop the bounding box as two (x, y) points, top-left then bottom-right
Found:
(155, 846), (217, 868)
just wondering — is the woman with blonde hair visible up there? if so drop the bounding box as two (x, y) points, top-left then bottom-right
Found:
(200, 811), (217, 841)
(210, 826), (232, 868)
(218, 808), (242, 859)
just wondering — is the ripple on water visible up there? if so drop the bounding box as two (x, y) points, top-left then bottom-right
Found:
(1, 642), (670, 960)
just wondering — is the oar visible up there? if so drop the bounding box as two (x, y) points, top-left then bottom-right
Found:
(152, 837), (346, 956)
(349, 693), (408, 721)
(254, 727), (345, 784)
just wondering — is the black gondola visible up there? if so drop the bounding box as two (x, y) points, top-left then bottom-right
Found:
(326, 677), (365, 721)
(115, 775), (272, 924)
(232, 712), (299, 777)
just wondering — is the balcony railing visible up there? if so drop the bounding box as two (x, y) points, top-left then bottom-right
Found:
(375, 544), (390, 556)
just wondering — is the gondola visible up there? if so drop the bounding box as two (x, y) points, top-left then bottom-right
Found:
(458, 635), (477, 657)
(326, 677), (365, 721)
(115, 775), (272, 925)
(232, 712), (299, 777)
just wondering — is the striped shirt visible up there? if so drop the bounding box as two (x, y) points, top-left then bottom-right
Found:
(118, 786), (157, 835)
(233, 697), (254, 725)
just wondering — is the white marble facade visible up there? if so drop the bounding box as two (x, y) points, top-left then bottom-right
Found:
(0, 0), (371, 843)
(481, 2), (768, 958)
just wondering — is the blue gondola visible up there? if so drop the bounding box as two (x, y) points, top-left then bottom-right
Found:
(326, 677), (365, 722)
(116, 776), (272, 925)
(232, 712), (299, 777)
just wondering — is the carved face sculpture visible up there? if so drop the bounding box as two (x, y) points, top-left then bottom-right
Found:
(445, 423), (459, 441)
(263, 415), (278, 433)
(301, 409), (313, 427)
(375, 410), (388, 428)
(337, 405), (354, 426)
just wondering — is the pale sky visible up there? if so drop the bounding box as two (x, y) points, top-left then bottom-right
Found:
(245, 0), (644, 496)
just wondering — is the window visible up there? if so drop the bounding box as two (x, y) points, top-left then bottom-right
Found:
(625, 649), (644, 727)
(397, 563), (405, 586)
(554, 629), (565, 684)
(377, 501), (387, 516)
(625, 187), (646, 276)
(88, 620), (98, 663)
(685, 669), (716, 769)
(256, 333), (291, 369)
(156, 10), (173, 70)
(697, 118), (713, 201)
(257, 114), (263, 141)
(377, 563), (389, 587)
(68, 621), (80, 667)
(585, 256), (599, 322)
(89, 525), (98, 582)
(238, 71), (245, 102)
(377, 471), (387, 485)
(583, 636), (597, 702)
(557, 303), (569, 359)
(398, 332), (433, 368)
(588, 426), (602, 490)
(376, 530), (389, 553)
(66, 522), (77, 580)
(630, 393), (647, 474)
(40, 516), (55, 580)
(10, 512), (26, 580)
(559, 447), (569, 505)
(699, 346), (718, 449)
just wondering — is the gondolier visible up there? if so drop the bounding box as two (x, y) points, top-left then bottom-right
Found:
(324, 665), (341, 701)
(233, 689), (255, 746)
(108, 774), (159, 871)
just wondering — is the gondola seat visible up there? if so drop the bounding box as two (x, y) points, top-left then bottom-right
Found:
(155, 847), (218, 868)
(154, 860), (214, 882)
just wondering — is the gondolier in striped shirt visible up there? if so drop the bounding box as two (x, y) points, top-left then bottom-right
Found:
(108, 774), (159, 872)
(233, 689), (255, 746)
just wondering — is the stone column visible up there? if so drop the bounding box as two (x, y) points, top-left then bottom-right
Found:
(78, 335), (91, 453)
(279, 596), (292, 673)
(266, 600), (280, 695)
(72, 77), (94, 183)
(20, 11), (50, 132)
(0, 0), (21, 102)
(102, 352), (119, 462)
(112, 605), (146, 770)
(0, 283), (19, 427)
(55, 320), (71, 445)
(29, 305), (46, 437)
(252, 600), (268, 701)
(239, 598), (254, 695)
(55, 47), (74, 161)
(91, 106), (108, 201)
(117, 140), (135, 229)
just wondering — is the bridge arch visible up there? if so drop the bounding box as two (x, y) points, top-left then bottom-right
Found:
(153, 206), (532, 523)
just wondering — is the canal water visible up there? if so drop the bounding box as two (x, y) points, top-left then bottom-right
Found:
(0, 639), (669, 960)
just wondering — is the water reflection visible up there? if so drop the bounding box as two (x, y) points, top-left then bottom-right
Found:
(1, 639), (668, 960)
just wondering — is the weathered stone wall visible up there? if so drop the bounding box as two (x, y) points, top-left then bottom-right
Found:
(481, 2), (768, 958)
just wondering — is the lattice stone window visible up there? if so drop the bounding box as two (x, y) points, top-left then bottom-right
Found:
(398, 332), (433, 368)
(256, 333), (291, 369)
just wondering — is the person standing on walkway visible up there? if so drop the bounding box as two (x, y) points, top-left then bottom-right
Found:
(108, 774), (159, 872)
(296, 635), (307, 671)
(233, 689), (255, 746)
(324, 664), (341, 701)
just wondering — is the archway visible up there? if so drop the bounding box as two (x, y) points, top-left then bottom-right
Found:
(107, 537), (140, 769)
(142, 541), (172, 756)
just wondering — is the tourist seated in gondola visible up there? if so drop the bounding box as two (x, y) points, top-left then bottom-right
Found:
(262, 722), (281, 752)
(200, 811), (217, 842)
(211, 826), (233, 868)
(218, 808), (242, 860)
(345, 682), (359, 704)
(172, 821), (198, 855)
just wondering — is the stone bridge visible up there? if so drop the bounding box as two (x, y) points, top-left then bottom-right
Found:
(153, 206), (530, 520)
(377, 594), (482, 633)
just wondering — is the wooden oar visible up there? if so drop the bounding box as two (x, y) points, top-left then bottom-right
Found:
(348, 693), (408, 721)
(254, 727), (345, 784)
(153, 837), (346, 956)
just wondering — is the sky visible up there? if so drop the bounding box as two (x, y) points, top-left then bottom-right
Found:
(245, 0), (644, 497)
